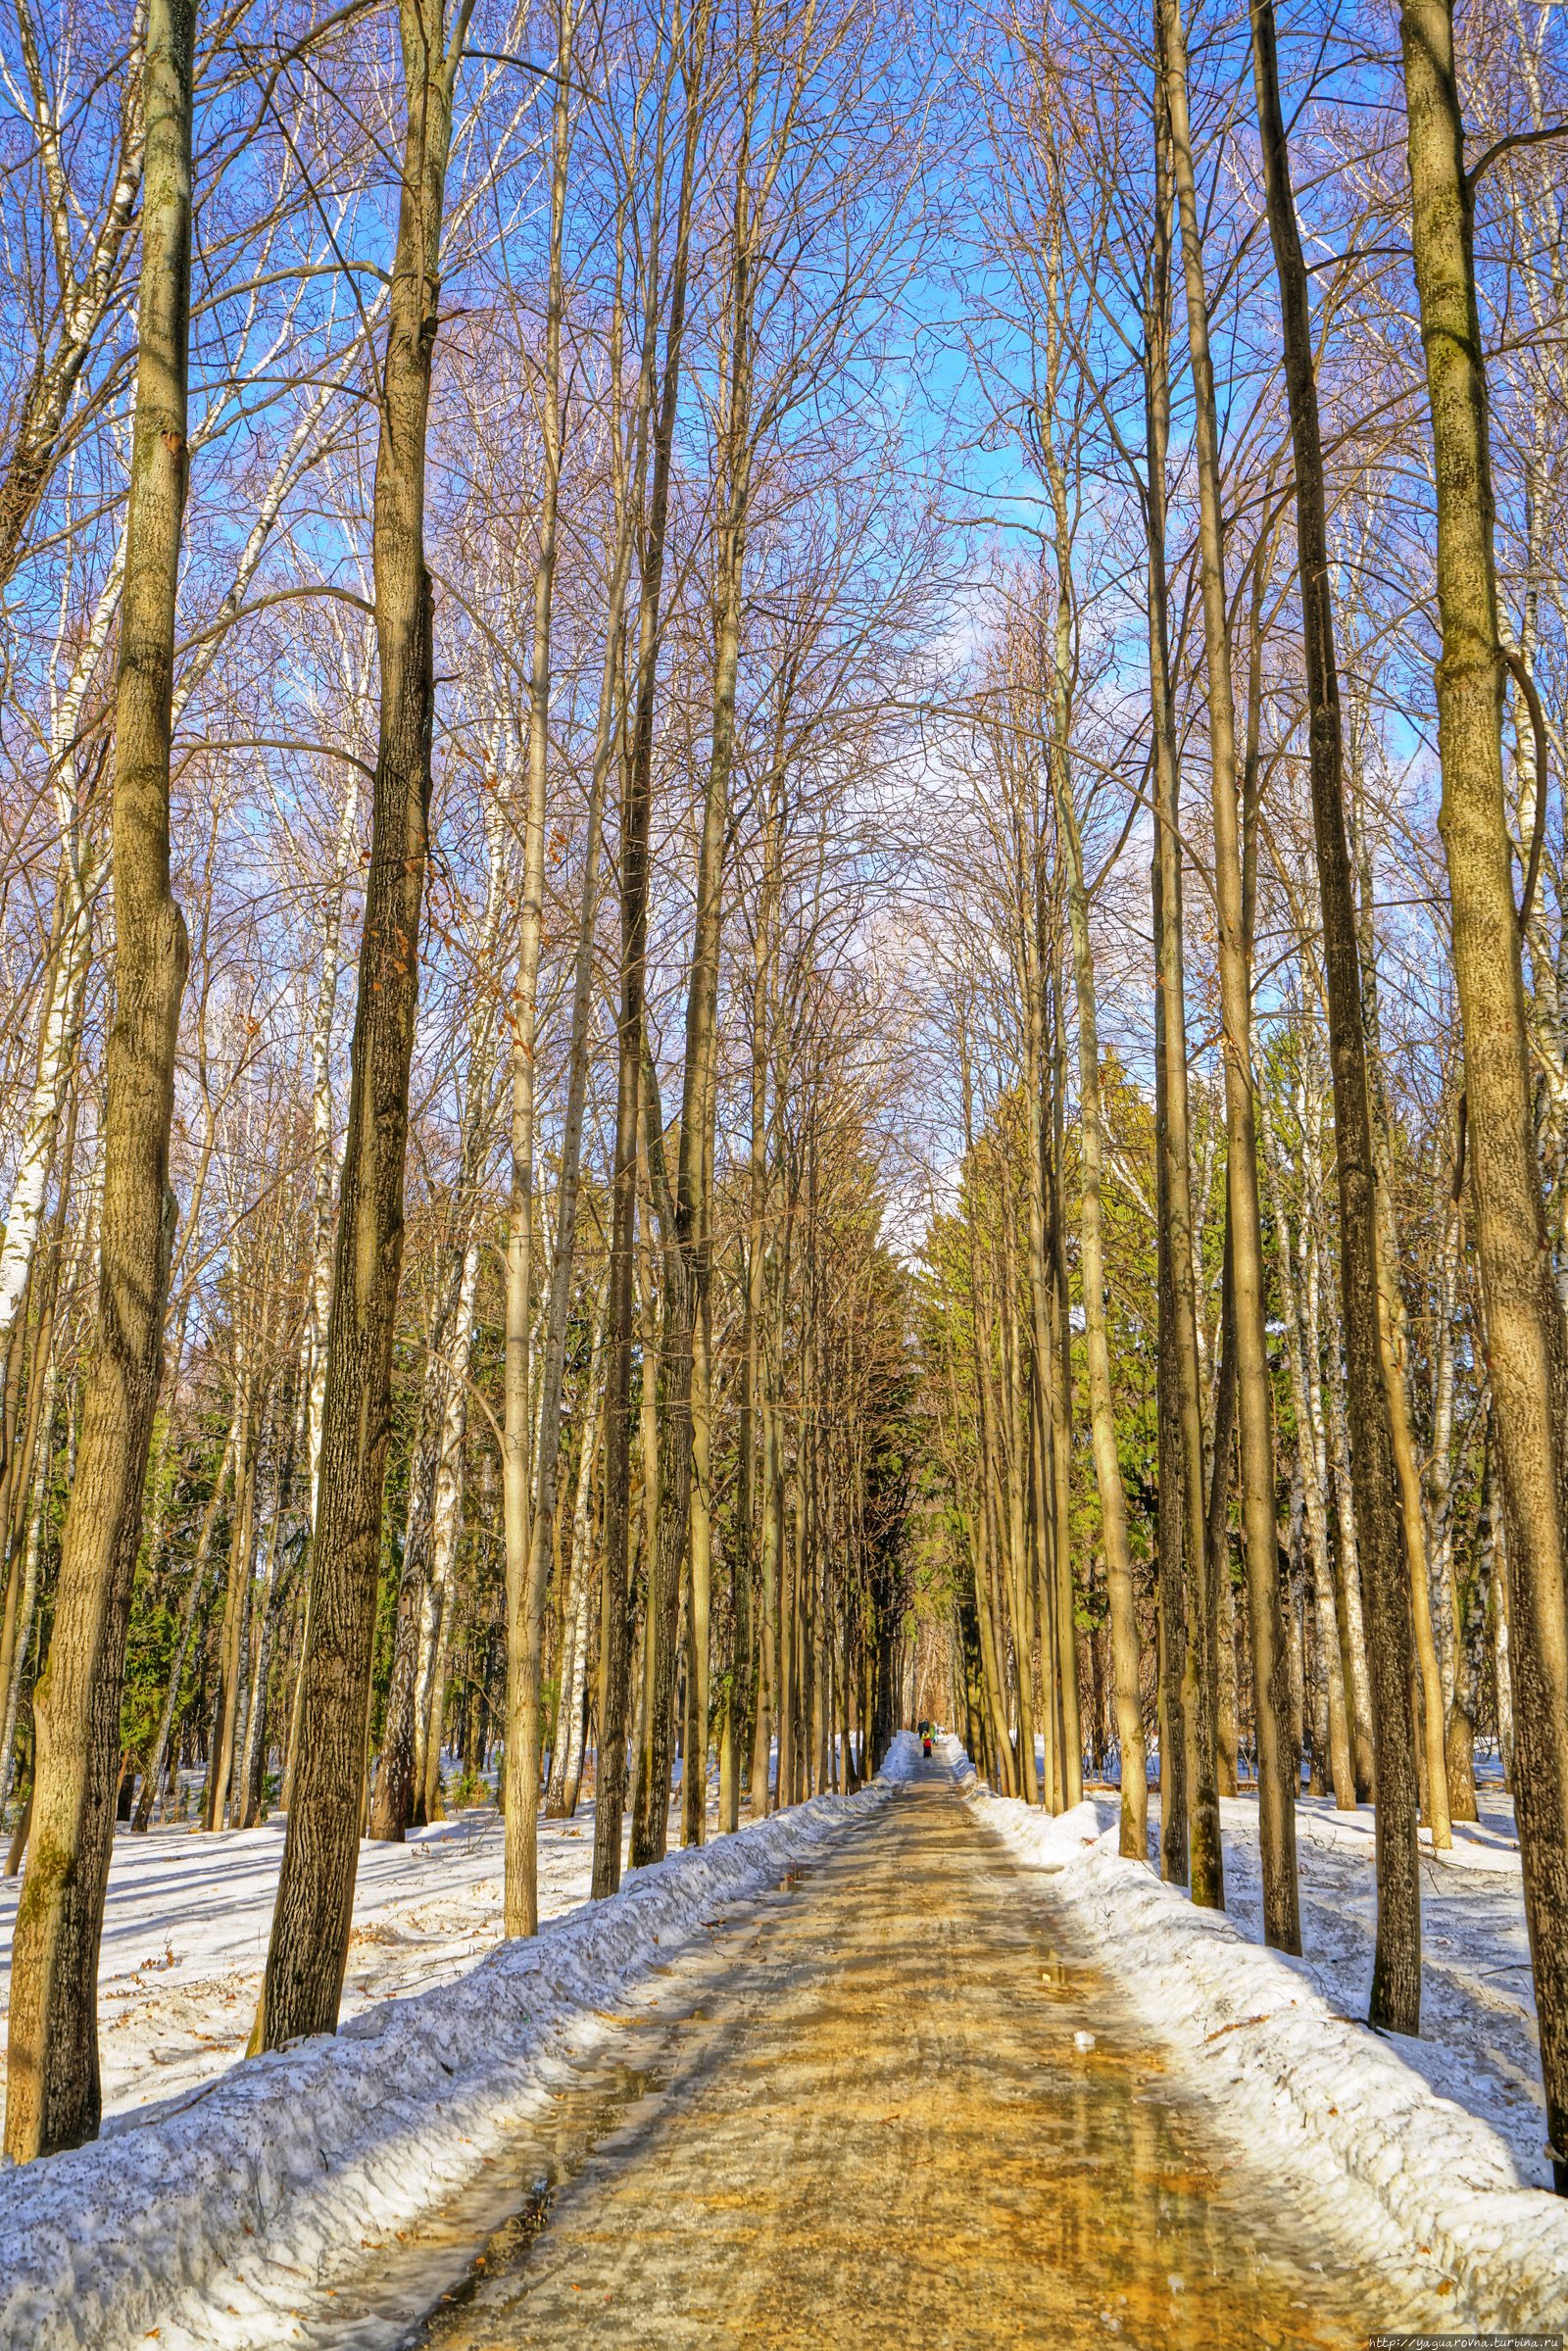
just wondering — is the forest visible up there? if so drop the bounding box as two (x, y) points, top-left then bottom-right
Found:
(0, 0), (1564, 2296)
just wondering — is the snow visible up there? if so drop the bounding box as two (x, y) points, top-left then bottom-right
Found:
(0, 1789), (600, 2129)
(0, 1762), (902, 2351)
(955, 1739), (1568, 2331)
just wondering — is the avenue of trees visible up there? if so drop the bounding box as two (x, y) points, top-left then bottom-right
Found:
(0, 0), (1566, 2204)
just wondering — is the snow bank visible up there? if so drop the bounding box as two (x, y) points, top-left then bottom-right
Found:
(961, 1751), (1568, 2330)
(0, 1765), (901, 2351)
(0, 1797), (605, 2128)
(878, 1727), (924, 1782)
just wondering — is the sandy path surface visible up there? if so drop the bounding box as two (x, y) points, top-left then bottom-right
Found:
(391, 1771), (1456, 2351)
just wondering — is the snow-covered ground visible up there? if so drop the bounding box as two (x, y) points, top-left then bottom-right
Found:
(1216, 1784), (1544, 2187)
(0, 1762), (906, 2351)
(963, 1742), (1568, 2330)
(0, 1788), (602, 2129)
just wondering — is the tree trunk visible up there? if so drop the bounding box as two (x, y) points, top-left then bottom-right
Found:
(238, 1426), (295, 1833)
(1056, 766), (1146, 1859)
(254, 0), (466, 2053)
(372, 1272), (458, 1841)
(205, 1374), (257, 1832)
(725, 799), (776, 1830)
(1048, 972), (1082, 1804)
(3, 0), (194, 2161)
(590, 9), (708, 1901)
(641, 288), (748, 1859)
(416, 1233), (481, 1821)
(1317, 1217), (1377, 1800)
(503, 0), (578, 1935)
(133, 1425), (233, 1834)
(1399, 0), (1568, 2180)
(0, 1423), (53, 1821)
(1162, 0), (1298, 1952)
(1207, 1210), (1241, 1797)
(547, 1294), (607, 1816)
(1144, 68), (1220, 1900)
(1258, 1085), (1355, 1809)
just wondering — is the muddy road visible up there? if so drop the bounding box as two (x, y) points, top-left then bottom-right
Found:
(350, 1772), (1453, 2351)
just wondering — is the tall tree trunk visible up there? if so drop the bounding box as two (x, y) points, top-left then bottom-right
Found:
(547, 1300), (606, 1818)
(1373, 1168), (1453, 1850)
(0, 862), (96, 1419)
(205, 1376), (258, 1831)
(1056, 772), (1146, 1859)
(254, 0), (468, 2052)
(1207, 1211), (1241, 1796)
(1399, 0), (1568, 2181)
(1144, 67), (1220, 1901)
(370, 1269), (458, 1841)
(238, 1415), (295, 1832)
(305, 764), (364, 1524)
(0, 1412), (54, 1820)
(0, 1108), (79, 1730)
(1426, 1154), (1471, 1820)
(1258, 1085), (1355, 1809)
(4, 0), (195, 2161)
(958, 1023), (1019, 1800)
(1048, 969), (1082, 1804)
(592, 20), (706, 1900)
(505, 0), (577, 1936)
(1487, 1428), (1515, 1790)
(0, 548), (121, 1468)
(279, 765), (362, 1819)
(755, 1345), (784, 1813)
(427, 1248), (482, 1809)
(641, 196), (748, 1859)
(725, 791), (776, 1829)
(1162, 0), (1298, 1951)
(1315, 1214), (1377, 1799)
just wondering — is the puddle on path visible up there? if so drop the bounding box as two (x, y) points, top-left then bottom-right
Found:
(333, 1787), (1462, 2350)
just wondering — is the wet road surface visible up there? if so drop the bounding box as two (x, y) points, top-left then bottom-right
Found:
(385, 1774), (1450, 2350)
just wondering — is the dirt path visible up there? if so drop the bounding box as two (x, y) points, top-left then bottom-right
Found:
(372, 1769), (1455, 2351)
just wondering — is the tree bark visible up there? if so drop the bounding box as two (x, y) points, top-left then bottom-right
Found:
(1399, 0), (1568, 2181)
(1048, 969), (1082, 1803)
(3, 0), (195, 2161)
(592, 18), (706, 1902)
(1056, 774), (1146, 1860)
(1162, 0), (1298, 1952)
(370, 1260), (461, 1842)
(504, 0), (577, 1937)
(254, 0), (468, 2053)
(0, 1413), (54, 1822)
(205, 1366), (257, 1831)
(726, 786), (779, 1830)
(1144, 59), (1220, 1900)
(416, 1234), (482, 1822)
(1258, 1083), (1355, 1810)
(547, 1299), (607, 1817)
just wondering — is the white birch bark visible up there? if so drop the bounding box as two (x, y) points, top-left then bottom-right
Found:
(547, 1289), (607, 1814)
(416, 1231), (482, 1814)
(303, 759), (364, 1524)
(0, 530), (125, 1358)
